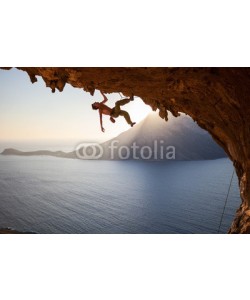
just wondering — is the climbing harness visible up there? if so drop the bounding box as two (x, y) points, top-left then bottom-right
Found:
(217, 169), (235, 233)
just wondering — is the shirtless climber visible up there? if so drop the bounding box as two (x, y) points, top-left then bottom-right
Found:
(92, 91), (136, 132)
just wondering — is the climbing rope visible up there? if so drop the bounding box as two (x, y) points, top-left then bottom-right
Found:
(217, 169), (235, 233)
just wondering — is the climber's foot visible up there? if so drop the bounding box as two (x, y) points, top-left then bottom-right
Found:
(131, 122), (136, 127)
(130, 94), (134, 101)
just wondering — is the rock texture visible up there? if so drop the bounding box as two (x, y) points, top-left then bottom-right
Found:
(2, 67), (250, 233)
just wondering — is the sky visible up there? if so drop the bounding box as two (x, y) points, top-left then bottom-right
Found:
(0, 68), (152, 149)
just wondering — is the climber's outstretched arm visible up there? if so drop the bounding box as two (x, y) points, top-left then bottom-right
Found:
(101, 91), (108, 104)
(99, 110), (105, 132)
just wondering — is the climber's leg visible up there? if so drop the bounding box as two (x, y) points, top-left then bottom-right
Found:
(115, 98), (131, 109)
(119, 110), (136, 127)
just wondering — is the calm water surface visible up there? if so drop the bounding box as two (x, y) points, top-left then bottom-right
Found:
(0, 156), (240, 233)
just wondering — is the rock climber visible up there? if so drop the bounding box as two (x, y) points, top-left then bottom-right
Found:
(91, 91), (136, 132)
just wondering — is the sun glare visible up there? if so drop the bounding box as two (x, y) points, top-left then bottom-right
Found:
(128, 97), (152, 122)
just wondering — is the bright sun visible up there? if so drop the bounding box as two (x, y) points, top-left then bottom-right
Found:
(127, 97), (152, 123)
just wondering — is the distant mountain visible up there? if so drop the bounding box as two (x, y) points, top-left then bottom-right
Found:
(1, 113), (226, 161)
(1, 148), (76, 159)
(100, 112), (226, 160)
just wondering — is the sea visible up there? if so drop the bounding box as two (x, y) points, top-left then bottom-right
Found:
(0, 155), (240, 234)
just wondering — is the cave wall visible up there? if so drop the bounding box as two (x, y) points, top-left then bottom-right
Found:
(2, 67), (250, 233)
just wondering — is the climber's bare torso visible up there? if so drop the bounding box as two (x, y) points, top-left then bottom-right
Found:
(98, 103), (112, 115)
